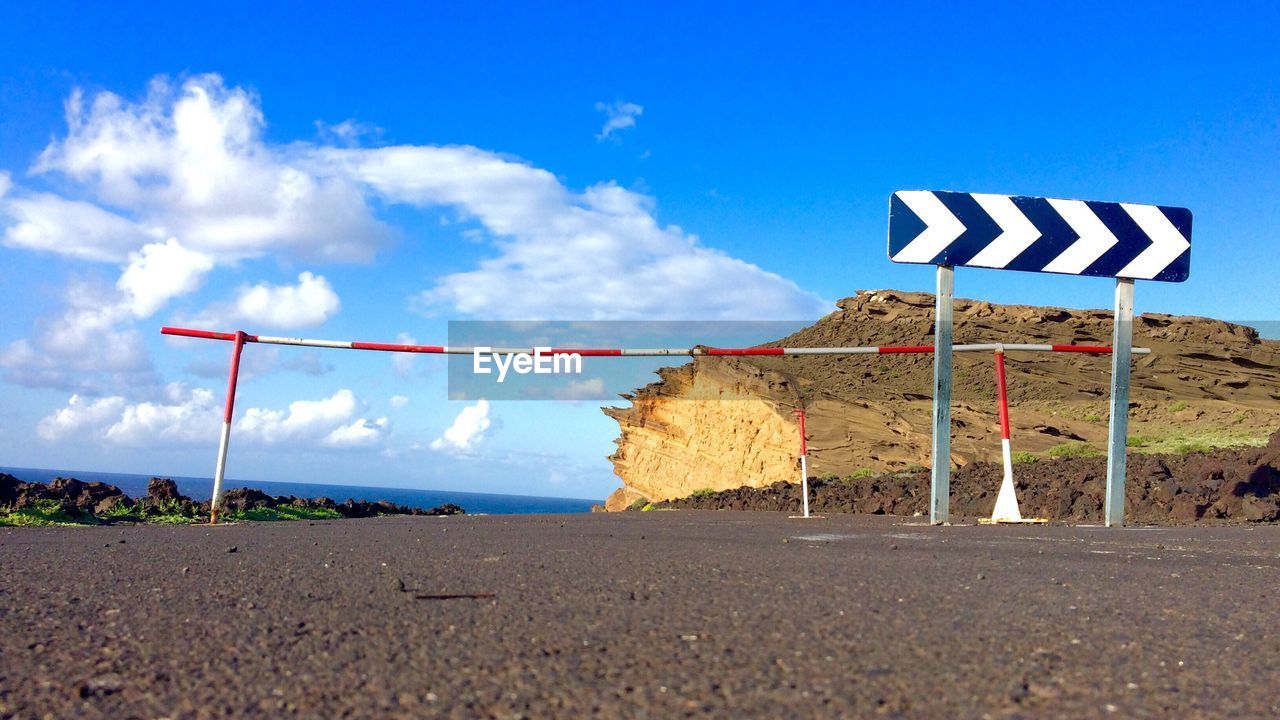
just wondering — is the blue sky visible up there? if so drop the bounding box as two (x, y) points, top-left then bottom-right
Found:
(1, 1), (1277, 500)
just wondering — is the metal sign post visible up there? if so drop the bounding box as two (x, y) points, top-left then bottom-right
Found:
(889, 190), (1191, 527)
(931, 266), (954, 524)
(1105, 279), (1135, 526)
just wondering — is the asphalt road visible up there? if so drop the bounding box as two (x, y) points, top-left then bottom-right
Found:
(1, 512), (1277, 719)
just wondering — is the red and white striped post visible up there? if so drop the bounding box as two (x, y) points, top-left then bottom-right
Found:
(793, 408), (810, 519)
(209, 331), (247, 524)
(990, 346), (1022, 522)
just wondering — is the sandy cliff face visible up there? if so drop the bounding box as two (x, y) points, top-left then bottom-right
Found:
(602, 361), (801, 509)
(602, 290), (1280, 508)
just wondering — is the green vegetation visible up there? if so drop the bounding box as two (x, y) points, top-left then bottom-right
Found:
(849, 468), (876, 479)
(1010, 451), (1039, 464)
(0, 500), (82, 527)
(1047, 442), (1104, 459)
(689, 488), (718, 500)
(640, 502), (655, 512)
(627, 497), (649, 511)
(225, 506), (342, 522)
(1084, 413), (1104, 424)
(1168, 400), (1190, 413)
(1127, 430), (1267, 456)
(146, 499), (199, 524)
(225, 502), (343, 517)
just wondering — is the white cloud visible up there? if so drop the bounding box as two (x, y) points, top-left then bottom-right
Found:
(430, 399), (492, 453)
(389, 395), (409, 408)
(234, 388), (385, 448)
(27, 75), (387, 263)
(37, 385), (388, 450)
(595, 101), (644, 140)
(331, 146), (828, 320)
(104, 384), (221, 445)
(187, 271), (340, 330)
(1, 192), (158, 262)
(324, 416), (389, 447)
(1, 277), (151, 386)
(37, 394), (127, 441)
(117, 238), (214, 317)
(2, 75), (826, 397)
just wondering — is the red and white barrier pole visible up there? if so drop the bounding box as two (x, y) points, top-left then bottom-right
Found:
(990, 346), (1023, 522)
(159, 327), (1151, 357)
(209, 331), (247, 524)
(793, 408), (810, 518)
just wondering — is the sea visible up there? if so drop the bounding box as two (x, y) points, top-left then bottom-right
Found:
(0, 466), (597, 515)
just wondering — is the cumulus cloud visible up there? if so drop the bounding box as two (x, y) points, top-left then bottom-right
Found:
(324, 417), (389, 448)
(389, 395), (409, 408)
(117, 238), (214, 317)
(595, 101), (643, 140)
(330, 146), (828, 320)
(0, 276), (152, 389)
(430, 399), (492, 453)
(25, 75), (387, 263)
(37, 385), (388, 449)
(186, 271), (341, 330)
(36, 394), (127, 441)
(2, 74), (826, 397)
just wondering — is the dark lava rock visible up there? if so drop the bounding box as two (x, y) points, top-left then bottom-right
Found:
(662, 428), (1280, 525)
(0, 472), (24, 505)
(220, 487), (276, 512)
(425, 503), (466, 516)
(146, 478), (183, 501)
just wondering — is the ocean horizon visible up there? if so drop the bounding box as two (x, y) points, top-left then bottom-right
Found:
(0, 466), (598, 515)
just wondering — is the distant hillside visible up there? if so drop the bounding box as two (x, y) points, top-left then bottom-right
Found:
(603, 290), (1280, 510)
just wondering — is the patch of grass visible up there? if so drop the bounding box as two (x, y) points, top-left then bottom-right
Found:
(640, 502), (655, 512)
(145, 498), (199, 524)
(688, 488), (718, 500)
(97, 502), (138, 520)
(1127, 435), (1155, 448)
(149, 512), (198, 525)
(0, 500), (82, 527)
(1126, 430), (1268, 456)
(1010, 451), (1039, 464)
(225, 506), (343, 522)
(849, 468), (876, 479)
(903, 464), (927, 473)
(627, 498), (649, 511)
(1168, 400), (1190, 413)
(1047, 442), (1104, 459)
(1084, 413), (1104, 424)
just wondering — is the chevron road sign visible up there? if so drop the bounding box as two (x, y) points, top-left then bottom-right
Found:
(886, 189), (1194, 529)
(888, 190), (1192, 282)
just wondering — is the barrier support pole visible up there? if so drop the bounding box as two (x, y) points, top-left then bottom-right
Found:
(1105, 279), (1135, 527)
(210, 331), (247, 524)
(989, 347), (1023, 522)
(793, 409), (810, 518)
(931, 265), (954, 525)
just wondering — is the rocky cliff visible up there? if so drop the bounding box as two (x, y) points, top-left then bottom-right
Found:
(602, 290), (1280, 510)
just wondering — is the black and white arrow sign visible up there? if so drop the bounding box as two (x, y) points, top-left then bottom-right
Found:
(888, 191), (1192, 282)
